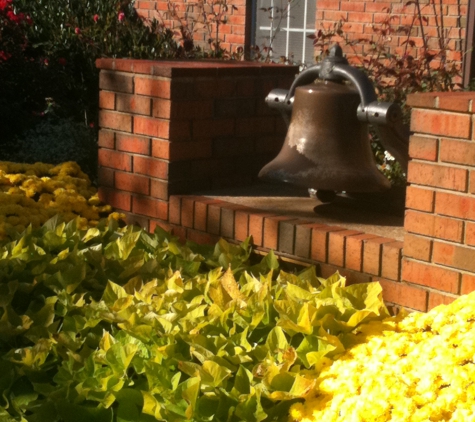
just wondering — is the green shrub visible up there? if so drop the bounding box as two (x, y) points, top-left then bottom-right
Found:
(0, 219), (390, 421)
(2, 118), (98, 178)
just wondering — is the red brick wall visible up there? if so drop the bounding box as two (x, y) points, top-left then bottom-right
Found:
(318, 0), (467, 68)
(95, 58), (297, 231)
(135, 0), (467, 69)
(134, 0), (250, 55)
(403, 91), (475, 311)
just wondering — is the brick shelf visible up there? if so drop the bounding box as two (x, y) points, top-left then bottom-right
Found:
(96, 59), (475, 313)
(164, 194), (403, 288)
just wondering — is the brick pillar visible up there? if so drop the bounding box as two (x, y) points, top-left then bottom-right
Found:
(403, 92), (475, 311)
(95, 59), (297, 232)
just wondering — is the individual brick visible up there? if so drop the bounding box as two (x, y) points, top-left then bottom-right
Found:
(407, 161), (467, 192)
(402, 258), (460, 294)
(362, 237), (395, 276)
(132, 196), (168, 220)
(135, 76), (171, 98)
(377, 279), (428, 312)
(168, 195), (182, 225)
(181, 196), (196, 228)
(404, 210), (464, 243)
(99, 71), (134, 93)
(114, 171), (150, 195)
(328, 230), (362, 268)
(116, 93), (152, 116)
(98, 149), (132, 172)
(433, 241), (475, 273)
(133, 156), (168, 179)
(152, 98), (171, 119)
(134, 116), (167, 138)
(435, 191), (475, 221)
(381, 241), (404, 281)
(440, 138), (475, 166)
(461, 273), (475, 295)
(428, 291), (457, 311)
(116, 133), (151, 155)
(235, 209), (250, 242)
(207, 202), (222, 235)
(221, 206), (235, 239)
(345, 233), (379, 272)
(99, 91), (115, 110)
(403, 233), (432, 262)
(98, 130), (115, 149)
(408, 135), (438, 161)
(410, 108), (471, 139)
(150, 179), (168, 200)
(405, 185), (434, 212)
(99, 110), (132, 132)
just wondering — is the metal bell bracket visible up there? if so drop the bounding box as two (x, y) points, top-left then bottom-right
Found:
(266, 44), (409, 171)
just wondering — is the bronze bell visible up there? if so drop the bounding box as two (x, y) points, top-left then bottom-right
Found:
(259, 80), (390, 192)
(258, 44), (409, 196)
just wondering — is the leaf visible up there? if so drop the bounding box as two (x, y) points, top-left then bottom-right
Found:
(201, 360), (232, 387)
(285, 283), (314, 302)
(220, 267), (246, 306)
(232, 365), (253, 396)
(141, 392), (162, 420)
(266, 327), (289, 354)
(176, 377), (200, 419)
(102, 281), (129, 306)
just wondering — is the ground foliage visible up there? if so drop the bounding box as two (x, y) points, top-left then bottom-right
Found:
(0, 218), (390, 421)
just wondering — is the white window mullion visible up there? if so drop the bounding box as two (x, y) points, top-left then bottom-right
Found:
(285, 0), (290, 59)
(270, 0), (275, 53)
(302, 0), (308, 62)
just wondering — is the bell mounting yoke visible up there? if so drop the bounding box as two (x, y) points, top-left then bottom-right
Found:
(266, 44), (409, 170)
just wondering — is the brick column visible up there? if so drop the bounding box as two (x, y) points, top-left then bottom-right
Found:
(403, 92), (475, 311)
(95, 59), (297, 232)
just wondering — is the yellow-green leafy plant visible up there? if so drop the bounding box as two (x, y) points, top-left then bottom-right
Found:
(0, 217), (390, 422)
(290, 293), (475, 422)
(0, 161), (123, 239)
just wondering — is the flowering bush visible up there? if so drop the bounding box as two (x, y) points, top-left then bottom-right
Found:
(0, 0), (178, 177)
(290, 293), (475, 421)
(0, 161), (123, 239)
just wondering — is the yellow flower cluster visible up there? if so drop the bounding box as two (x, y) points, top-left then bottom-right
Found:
(290, 293), (475, 422)
(0, 161), (124, 239)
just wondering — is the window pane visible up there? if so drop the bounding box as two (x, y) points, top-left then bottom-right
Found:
(254, 0), (315, 64)
(289, 0), (305, 30)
